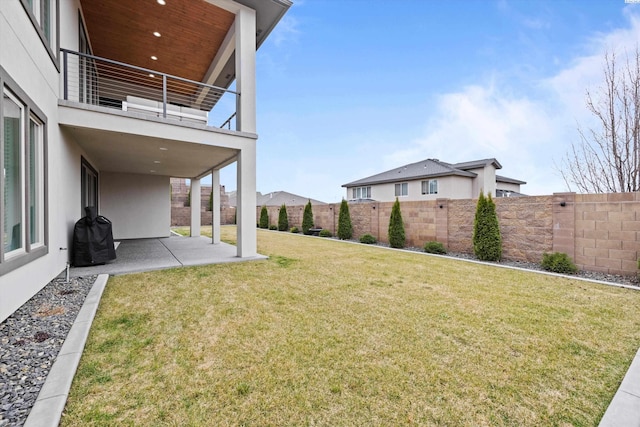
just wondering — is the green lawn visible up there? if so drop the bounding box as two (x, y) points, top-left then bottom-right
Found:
(62, 226), (640, 426)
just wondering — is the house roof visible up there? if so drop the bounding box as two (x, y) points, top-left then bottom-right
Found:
(228, 191), (327, 207)
(343, 158), (490, 187)
(496, 175), (527, 185)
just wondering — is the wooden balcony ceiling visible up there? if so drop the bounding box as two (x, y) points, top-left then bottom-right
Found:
(80, 0), (234, 84)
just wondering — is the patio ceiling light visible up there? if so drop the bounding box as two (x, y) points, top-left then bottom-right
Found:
(149, 74), (155, 78)
(151, 55), (158, 60)
(154, 160), (161, 164)
(157, 0), (166, 4)
(159, 147), (168, 151)
(153, 31), (161, 37)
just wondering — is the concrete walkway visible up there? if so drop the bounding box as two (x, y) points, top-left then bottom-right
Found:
(69, 235), (266, 277)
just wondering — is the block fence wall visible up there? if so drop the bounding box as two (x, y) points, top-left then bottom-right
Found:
(255, 192), (640, 277)
(170, 178), (236, 226)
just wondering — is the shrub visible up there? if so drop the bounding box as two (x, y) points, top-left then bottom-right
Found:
(473, 192), (502, 261)
(541, 252), (578, 274)
(337, 199), (353, 240)
(185, 189), (191, 207)
(388, 198), (405, 248)
(269, 225), (277, 230)
(302, 200), (314, 235)
(259, 206), (269, 229)
(360, 234), (377, 244)
(278, 204), (289, 231)
(319, 229), (332, 237)
(424, 241), (446, 254)
(290, 226), (300, 233)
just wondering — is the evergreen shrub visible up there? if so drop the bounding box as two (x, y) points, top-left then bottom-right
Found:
(278, 204), (289, 231)
(388, 198), (405, 249)
(319, 229), (332, 237)
(360, 234), (377, 244)
(541, 252), (578, 274)
(337, 199), (353, 240)
(424, 241), (447, 254)
(472, 192), (502, 261)
(302, 201), (314, 235)
(259, 206), (269, 229)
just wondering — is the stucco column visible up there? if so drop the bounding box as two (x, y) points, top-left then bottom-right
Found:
(236, 148), (257, 257)
(212, 169), (221, 244)
(235, 7), (256, 133)
(190, 179), (201, 237)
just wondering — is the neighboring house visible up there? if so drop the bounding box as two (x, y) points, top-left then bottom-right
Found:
(228, 191), (326, 207)
(0, 0), (291, 322)
(343, 158), (526, 202)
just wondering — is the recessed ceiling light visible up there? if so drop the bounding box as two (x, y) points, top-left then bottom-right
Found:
(151, 55), (158, 60)
(154, 160), (161, 164)
(159, 147), (168, 151)
(149, 73), (155, 78)
(157, 0), (166, 4)
(153, 31), (161, 37)
(150, 170), (156, 173)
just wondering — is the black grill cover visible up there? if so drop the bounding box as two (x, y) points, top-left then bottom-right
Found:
(72, 207), (116, 267)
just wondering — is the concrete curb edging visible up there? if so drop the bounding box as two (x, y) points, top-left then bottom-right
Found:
(599, 348), (640, 426)
(23, 274), (109, 427)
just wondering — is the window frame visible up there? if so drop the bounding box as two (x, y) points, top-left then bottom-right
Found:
(20, 0), (60, 70)
(351, 186), (371, 200)
(421, 179), (438, 195)
(394, 182), (408, 197)
(0, 67), (49, 276)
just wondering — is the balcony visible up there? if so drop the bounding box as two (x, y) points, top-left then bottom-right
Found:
(60, 49), (238, 130)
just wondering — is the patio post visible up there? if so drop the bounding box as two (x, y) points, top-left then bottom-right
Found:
(212, 169), (221, 244)
(190, 179), (201, 237)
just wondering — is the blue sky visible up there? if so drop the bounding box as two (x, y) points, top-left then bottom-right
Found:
(215, 0), (640, 203)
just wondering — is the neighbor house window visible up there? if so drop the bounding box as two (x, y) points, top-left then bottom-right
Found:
(394, 182), (408, 197)
(1, 73), (48, 274)
(352, 186), (371, 200)
(421, 179), (438, 195)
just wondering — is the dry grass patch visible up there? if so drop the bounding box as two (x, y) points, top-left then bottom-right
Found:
(62, 227), (640, 426)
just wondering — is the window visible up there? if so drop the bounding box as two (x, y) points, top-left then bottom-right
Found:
(81, 158), (98, 216)
(395, 182), (408, 197)
(0, 70), (48, 274)
(20, 0), (58, 64)
(421, 179), (438, 195)
(352, 186), (371, 200)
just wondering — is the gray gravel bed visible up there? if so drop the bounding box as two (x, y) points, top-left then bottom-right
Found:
(0, 275), (96, 427)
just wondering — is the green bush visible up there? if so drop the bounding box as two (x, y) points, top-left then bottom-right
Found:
(388, 198), (405, 249)
(337, 199), (353, 240)
(541, 252), (578, 274)
(259, 206), (269, 229)
(360, 234), (377, 244)
(290, 227), (300, 233)
(302, 200), (314, 235)
(473, 192), (502, 261)
(185, 189), (191, 207)
(424, 241), (446, 254)
(319, 229), (332, 237)
(278, 204), (289, 231)
(208, 190), (213, 211)
(269, 225), (277, 230)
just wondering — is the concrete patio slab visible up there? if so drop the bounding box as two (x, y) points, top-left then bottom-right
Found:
(68, 235), (266, 277)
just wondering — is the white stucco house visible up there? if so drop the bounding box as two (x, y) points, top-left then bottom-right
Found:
(343, 158), (526, 202)
(0, 0), (291, 322)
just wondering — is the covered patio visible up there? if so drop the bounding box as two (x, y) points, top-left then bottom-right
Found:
(68, 234), (267, 277)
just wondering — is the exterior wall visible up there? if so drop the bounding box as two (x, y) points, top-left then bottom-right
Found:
(101, 172), (171, 239)
(361, 176), (473, 202)
(0, 1), (71, 322)
(257, 192), (640, 277)
(497, 181), (521, 193)
(467, 165), (497, 197)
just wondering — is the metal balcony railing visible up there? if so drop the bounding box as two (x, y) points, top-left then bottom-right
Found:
(60, 49), (238, 129)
